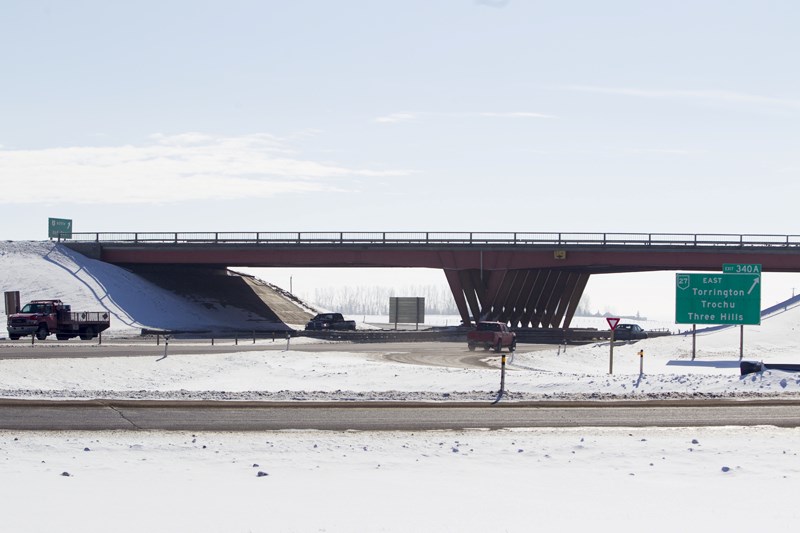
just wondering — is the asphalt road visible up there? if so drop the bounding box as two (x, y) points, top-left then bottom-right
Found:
(3, 338), (799, 432)
(1, 400), (799, 430)
(0, 339), (542, 369)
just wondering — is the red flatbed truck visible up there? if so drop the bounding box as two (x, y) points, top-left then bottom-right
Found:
(6, 299), (110, 341)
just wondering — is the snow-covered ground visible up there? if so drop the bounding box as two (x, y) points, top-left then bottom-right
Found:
(2, 241), (800, 532)
(3, 426), (798, 532)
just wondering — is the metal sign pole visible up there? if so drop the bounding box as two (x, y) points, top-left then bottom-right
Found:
(609, 330), (614, 374)
(606, 317), (619, 375)
(740, 325), (744, 360)
(692, 324), (696, 360)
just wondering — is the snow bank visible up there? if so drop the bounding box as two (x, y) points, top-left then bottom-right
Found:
(0, 241), (291, 335)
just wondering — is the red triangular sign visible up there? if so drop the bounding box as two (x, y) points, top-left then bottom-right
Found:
(606, 317), (620, 330)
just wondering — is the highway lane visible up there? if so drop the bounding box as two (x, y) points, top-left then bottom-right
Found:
(3, 339), (798, 432)
(0, 339), (495, 356)
(0, 339), (541, 370)
(1, 400), (800, 430)
(0, 339), (290, 359)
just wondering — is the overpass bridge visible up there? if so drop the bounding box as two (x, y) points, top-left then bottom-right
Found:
(63, 231), (800, 329)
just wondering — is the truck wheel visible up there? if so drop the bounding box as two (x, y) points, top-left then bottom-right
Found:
(510, 341), (517, 352)
(467, 343), (476, 351)
(80, 326), (96, 341)
(494, 340), (503, 353)
(36, 325), (49, 340)
(9, 335), (20, 341)
(483, 344), (491, 351)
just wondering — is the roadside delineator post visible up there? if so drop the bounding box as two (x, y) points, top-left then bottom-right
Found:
(638, 349), (644, 376)
(157, 335), (169, 362)
(500, 352), (506, 396)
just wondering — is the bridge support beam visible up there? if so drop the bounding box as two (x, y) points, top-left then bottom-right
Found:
(445, 268), (589, 329)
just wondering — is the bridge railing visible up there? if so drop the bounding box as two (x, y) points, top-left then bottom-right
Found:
(58, 231), (800, 247)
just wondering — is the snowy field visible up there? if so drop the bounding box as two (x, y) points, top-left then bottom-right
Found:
(2, 241), (800, 531)
(3, 426), (799, 533)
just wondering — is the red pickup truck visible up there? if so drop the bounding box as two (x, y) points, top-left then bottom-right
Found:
(467, 321), (517, 352)
(7, 299), (110, 341)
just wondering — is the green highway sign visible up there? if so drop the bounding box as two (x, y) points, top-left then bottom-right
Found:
(675, 273), (761, 325)
(48, 218), (73, 239)
(722, 263), (762, 274)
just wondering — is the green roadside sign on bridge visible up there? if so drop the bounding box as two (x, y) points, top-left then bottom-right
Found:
(675, 272), (761, 325)
(48, 217), (73, 239)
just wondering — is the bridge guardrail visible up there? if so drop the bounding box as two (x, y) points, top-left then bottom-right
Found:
(57, 231), (800, 248)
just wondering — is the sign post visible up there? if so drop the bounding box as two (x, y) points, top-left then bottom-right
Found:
(606, 317), (620, 374)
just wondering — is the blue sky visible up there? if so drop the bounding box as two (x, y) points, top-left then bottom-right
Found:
(2, 0), (799, 320)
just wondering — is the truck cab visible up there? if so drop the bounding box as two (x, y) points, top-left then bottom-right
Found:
(7, 300), (64, 339)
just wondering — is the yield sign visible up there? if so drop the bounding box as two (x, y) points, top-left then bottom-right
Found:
(606, 317), (620, 330)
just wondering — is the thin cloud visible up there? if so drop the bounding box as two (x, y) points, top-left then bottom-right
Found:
(475, 111), (555, 119)
(568, 85), (800, 110)
(476, 0), (511, 7)
(628, 148), (699, 156)
(374, 112), (419, 124)
(374, 111), (555, 123)
(0, 133), (408, 205)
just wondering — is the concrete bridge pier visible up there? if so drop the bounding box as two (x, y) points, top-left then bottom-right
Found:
(445, 268), (589, 328)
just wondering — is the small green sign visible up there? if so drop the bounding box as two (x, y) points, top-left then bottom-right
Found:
(48, 218), (73, 239)
(722, 263), (762, 274)
(675, 273), (761, 325)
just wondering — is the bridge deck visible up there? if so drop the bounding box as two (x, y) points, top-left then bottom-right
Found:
(61, 231), (800, 330)
(60, 230), (800, 248)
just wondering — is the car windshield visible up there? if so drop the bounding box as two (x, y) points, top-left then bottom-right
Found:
(20, 303), (47, 313)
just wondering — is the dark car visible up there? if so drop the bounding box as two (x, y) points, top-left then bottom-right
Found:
(613, 323), (648, 340)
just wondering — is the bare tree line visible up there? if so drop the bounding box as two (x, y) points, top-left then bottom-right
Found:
(306, 285), (601, 317)
(307, 285), (460, 315)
